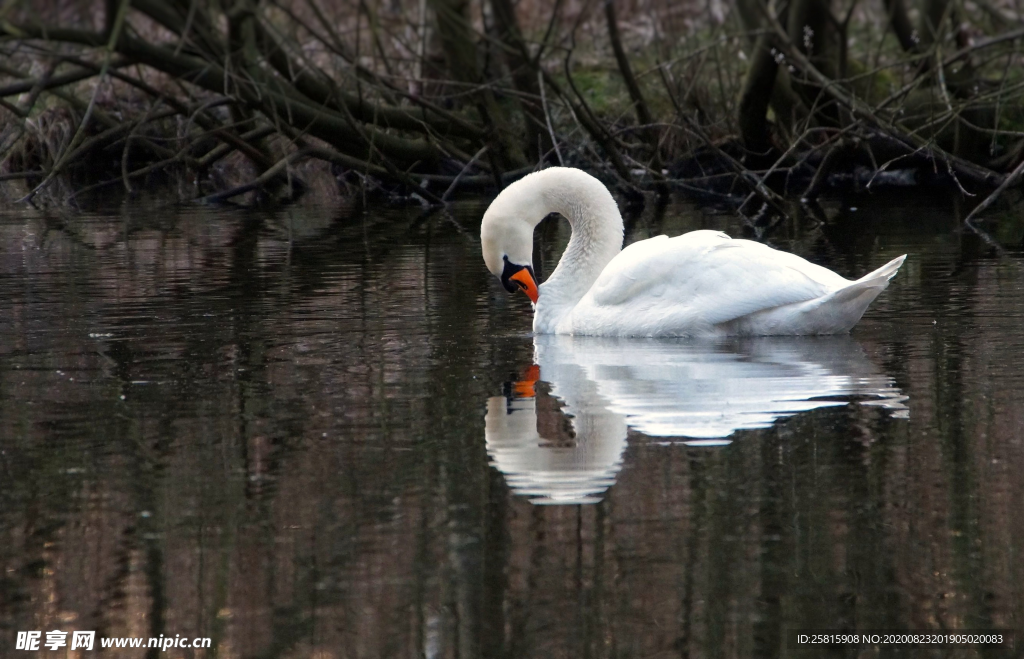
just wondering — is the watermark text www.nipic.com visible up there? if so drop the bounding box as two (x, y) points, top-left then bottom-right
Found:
(16, 631), (213, 652)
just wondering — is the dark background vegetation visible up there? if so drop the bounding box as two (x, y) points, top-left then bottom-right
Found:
(1, 0), (1024, 213)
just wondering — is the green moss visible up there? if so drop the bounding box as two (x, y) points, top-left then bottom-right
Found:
(554, 66), (631, 118)
(846, 60), (899, 105)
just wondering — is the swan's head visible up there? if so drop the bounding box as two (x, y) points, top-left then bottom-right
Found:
(480, 179), (546, 304)
(481, 167), (622, 307)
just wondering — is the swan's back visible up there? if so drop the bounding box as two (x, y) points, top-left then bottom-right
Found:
(564, 230), (904, 337)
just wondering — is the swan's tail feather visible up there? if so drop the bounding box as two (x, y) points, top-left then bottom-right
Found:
(823, 254), (905, 313)
(802, 254), (905, 333)
(716, 255), (907, 335)
(854, 254), (907, 286)
(830, 254), (906, 305)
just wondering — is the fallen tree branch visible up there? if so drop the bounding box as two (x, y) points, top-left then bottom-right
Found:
(963, 155), (1024, 225)
(0, 22), (447, 169)
(0, 58), (131, 99)
(198, 147), (309, 204)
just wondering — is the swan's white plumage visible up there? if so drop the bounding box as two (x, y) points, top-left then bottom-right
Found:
(569, 231), (905, 336)
(480, 167), (905, 337)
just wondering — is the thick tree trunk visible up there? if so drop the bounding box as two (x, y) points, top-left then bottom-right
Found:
(604, 0), (662, 174)
(919, 0), (953, 46)
(883, 0), (917, 52)
(787, 0), (842, 126)
(604, 0), (653, 128)
(429, 0), (527, 171)
(735, 0), (804, 150)
(738, 32), (780, 157)
(490, 0), (552, 163)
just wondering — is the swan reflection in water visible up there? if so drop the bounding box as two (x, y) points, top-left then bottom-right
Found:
(485, 335), (908, 505)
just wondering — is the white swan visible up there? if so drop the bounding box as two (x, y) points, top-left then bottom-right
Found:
(481, 167), (906, 337)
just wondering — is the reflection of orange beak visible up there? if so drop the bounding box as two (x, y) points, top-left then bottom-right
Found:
(510, 269), (539, 304)
(513, 364), (541, 397)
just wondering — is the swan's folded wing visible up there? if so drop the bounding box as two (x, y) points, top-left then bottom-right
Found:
(588, 231), (727, 306)
(587, 232), (850, 326)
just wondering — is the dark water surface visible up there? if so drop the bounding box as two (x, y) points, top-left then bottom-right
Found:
(1, 194), (1023, 658)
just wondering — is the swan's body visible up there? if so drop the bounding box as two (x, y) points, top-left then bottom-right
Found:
(481, 167), (905, 337)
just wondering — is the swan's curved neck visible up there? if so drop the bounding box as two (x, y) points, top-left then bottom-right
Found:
(532, 172), (623, 333)
(481, 168), (624, 333)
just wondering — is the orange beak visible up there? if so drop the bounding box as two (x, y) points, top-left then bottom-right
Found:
(509, 268), (539, 304)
